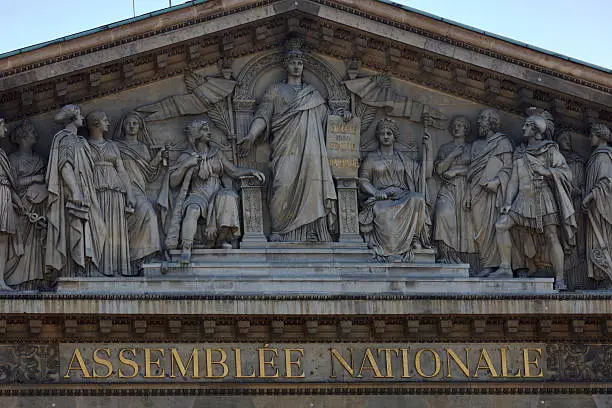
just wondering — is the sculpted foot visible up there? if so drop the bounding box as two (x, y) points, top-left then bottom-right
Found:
(554, 278), (567, 291)
(180, 242), (192, 265)
(269, 233), (281, 242)
(488, 265), (513, 278)
(472, 267), (496, 278)
(0, 281), (13, 292)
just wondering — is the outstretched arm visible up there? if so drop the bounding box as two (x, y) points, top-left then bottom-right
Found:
(221, 152), (265, 183)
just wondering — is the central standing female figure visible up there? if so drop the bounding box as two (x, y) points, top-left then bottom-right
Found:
(358, 118), (433, 261)
(86, 111), (135, 276)
(238, 47), (338, 242)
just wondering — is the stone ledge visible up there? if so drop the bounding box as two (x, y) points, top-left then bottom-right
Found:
(1, 290), (610, 316)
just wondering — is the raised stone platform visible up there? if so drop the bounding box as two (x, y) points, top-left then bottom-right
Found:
(53, 246), (555, 294)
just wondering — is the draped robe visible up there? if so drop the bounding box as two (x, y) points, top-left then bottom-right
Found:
(6, 152), (46, 286)
(466, 133), (513, 268)
(46, 130), (106, 275)
(115, 140), (162, 262)
(585, 146), (612, 282)
(253, 83), (337, 240)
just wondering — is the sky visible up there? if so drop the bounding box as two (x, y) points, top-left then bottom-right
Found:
(0, 0), (610, 70)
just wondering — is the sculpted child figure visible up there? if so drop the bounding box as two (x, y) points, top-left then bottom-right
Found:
(358, 118), (432, 261)
(495, 109), (575, 290)
(165, 118), (264, 263)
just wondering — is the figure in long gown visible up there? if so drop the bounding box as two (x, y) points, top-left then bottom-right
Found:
(113, 112), (166, 271)
(6, 120), (47, 289)
(433, 116), (477, 267)
(86, 111), (134, 277)
(584, 124), (612, 287)
(239, 48), (337, 242)
(358, 118), (432, 261)
(46, 105), (106, 277)
(465, 109), (513, 276)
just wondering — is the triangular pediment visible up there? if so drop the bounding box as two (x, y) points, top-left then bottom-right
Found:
(0, 0), (609, 128)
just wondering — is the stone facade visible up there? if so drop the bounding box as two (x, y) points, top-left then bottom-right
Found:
(0, 0), (611, 405)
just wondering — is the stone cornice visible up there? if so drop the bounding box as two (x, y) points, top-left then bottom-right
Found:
(0, 0), (608, 127)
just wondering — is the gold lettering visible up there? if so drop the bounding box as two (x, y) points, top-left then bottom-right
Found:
(284, 348), (305, 378)
(500, 347), (522, 377)
(400, 348), (412, 378)
(170, 348), (200, 378)
(92, 348), (113, 379)
(118, 348), (139, 379)
(357, 348), (384, 378)
(234, 348), (256, 378)
(415, 348), (441, 378)
(446, 348), (470, 378)
(378, 348), (399, 378)
(63, 348), (92, 378)
(144, 348), (165, 378)
(329, 347), (355, 378)
(257, 344), (279, 378)
(523, 348), (544, 378)
(206, 348), (229, 378)
(473, 348), (499, 378)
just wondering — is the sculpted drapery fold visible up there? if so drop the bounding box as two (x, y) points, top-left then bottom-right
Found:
(251, 83), (337, 241)
(46, 114), (107, 276)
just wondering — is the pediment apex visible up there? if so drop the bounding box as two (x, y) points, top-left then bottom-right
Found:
(0, 0), (609, 123)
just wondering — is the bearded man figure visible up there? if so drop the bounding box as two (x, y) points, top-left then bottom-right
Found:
(465, 109), (513, 276)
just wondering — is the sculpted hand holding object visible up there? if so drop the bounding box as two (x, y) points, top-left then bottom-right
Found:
(495, 109), (576, 290)
(433, 116), (477, 265)
(46, 105), (107, 277)
(113, 111), (168, 272)
(6, 120), (48, 289)
(465, 109), (513, 277)
(358, 118), (432, 261)
(238, 46), (337, 243)
(166, 118), (264, 264)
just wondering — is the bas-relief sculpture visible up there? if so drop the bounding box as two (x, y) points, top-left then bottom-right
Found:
(0, 40), (610, 292)
(85, 111), (135, 277)
(46, 105), (107, 278)
(238, 47), (343, 243)
(165, 118), (263, 264)
(584, 123), (612, 288)
(495, 109), (576, 290)
(113, 112), (167, 272)
(557, 130), (588, 290)
(358, 118), (432, 261)
(0, 117), (23, 291)
(465, 109), (513, 276)
(6, 121), (48, 289)
(433, 116), (477, 267)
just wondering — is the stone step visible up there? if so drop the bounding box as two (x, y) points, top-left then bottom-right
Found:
(55, 275), (554, 294)
(167, 246), (436, 264)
